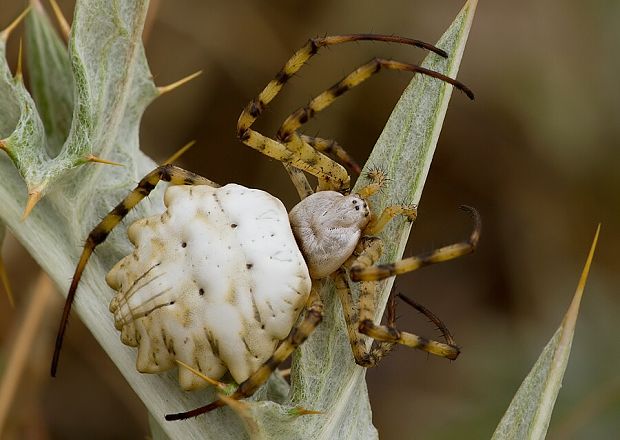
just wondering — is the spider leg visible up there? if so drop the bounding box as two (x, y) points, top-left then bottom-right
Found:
(277, 57), (473, 144)
(165, 286), (324, 421)
(300, 135), (361, 175)
(283, 162), (314, 200)
(237, 34), (472, 192)
(277, 58), (473, 191)
(397, 293), (457, 346)
(279, 133), (362, 200)
(358, 311), (460, 359)
(333, 265), (396, 368)
(365, 204), (418, 236)
(345, 237), (461, 360)
(342, 207), (480, 359)
(350, 205), (481, 282)
(50, 165), (218, 377)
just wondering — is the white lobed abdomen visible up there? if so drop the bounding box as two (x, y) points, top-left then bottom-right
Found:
(106, 183), (311, 390)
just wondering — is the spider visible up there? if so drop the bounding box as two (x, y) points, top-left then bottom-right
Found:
(51, 34), (480, 421)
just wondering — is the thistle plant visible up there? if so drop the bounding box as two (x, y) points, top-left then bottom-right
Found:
(0, 1), (597, 439)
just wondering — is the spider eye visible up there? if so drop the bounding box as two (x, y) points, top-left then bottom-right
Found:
(355, 206), (360, 211)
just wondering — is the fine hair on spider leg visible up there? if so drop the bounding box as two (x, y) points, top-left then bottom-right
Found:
(397, 293), (458, 347)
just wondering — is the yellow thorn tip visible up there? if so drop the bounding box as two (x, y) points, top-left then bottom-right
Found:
(21, 190), (42, 221)
(291, 406), (323, 416)
(48, 0), (71, 41)
(162, 140), (196, 165)
(175, 360), (227, 390)
(85, 155), (123, 167)
(157, 70), (202, 95)
(1, 6), (31, 42)
(573, 224), (600, 303)
(16, 39), (23, 79)
(562, 223), (600, 331)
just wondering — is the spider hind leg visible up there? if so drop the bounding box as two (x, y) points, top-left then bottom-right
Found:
(51, 165), (218, 377)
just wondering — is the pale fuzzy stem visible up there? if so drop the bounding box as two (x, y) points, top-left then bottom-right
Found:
(0, 273), (57, 435)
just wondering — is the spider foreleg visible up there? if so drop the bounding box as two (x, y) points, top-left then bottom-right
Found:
(300, 135), (361, 175)
(240, 129), (349, 191)
(276, 58), (472, 145)
(364, 204), (418, 236)
(51, 165), (218, 377)
(350, 205), (481, 282)
(237, 34), (449, 137)
(165, 287), (324, 421)
(237, 34), (472, 193)
(356, 167), (389, 199)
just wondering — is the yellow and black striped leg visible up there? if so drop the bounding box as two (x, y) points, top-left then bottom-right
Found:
(165, 286), (324, 421)
(364, 205), (418, 236)
(283, 162), (314, 200)
(396, 293), (457, 348)
(358, 313), (460, 360)
(300, 135), (362, 175)
(273, 58), (473, 190)
(333, 268), (396, 367)
(51, 164), (218, 377)
(350, 205), (481, 282)
(276, 58), (473, 146)
(237, 34), (472, 192)
(357, 291), (460, 361)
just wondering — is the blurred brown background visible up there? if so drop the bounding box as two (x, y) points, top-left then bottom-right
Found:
(1, 0), (618, 438)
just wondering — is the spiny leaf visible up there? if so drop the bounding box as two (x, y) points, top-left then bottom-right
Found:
(25, 0), (73, 156)
(0, 1), (477, 438)
(491, 225), (600, 440)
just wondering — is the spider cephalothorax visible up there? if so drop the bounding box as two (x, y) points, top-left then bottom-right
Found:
(290, 190), (371, 278)
(51, 34), (480, 421)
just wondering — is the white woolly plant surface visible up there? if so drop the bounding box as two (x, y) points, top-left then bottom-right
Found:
(0, 0), (477, 439)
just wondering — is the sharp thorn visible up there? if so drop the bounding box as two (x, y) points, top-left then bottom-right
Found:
(21, 190), (42, 221)
(48, 0), (71, 41)
(1, 6), (31, 42)
(175, 360), (231, 392)
(157, 70), (202, 95)
(289, 406), (323, 416)
(15, 38), (23, 80)
(85, 155), (124, 167)
(162, 140), (196, 165)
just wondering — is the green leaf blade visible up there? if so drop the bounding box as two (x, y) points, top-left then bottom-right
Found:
(25, 2), (74, 156)
(492, 225), (600, 440)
